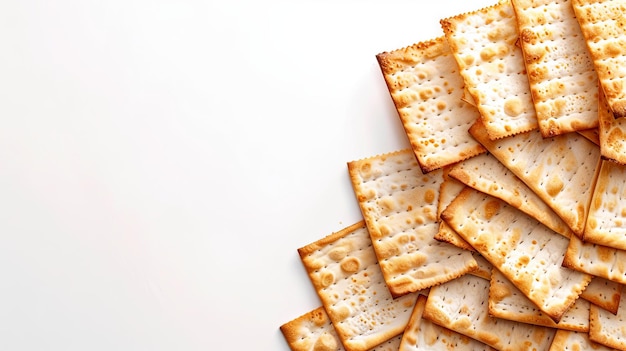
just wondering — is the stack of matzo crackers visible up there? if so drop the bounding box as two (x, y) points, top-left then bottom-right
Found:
(279, 0), (626, 350)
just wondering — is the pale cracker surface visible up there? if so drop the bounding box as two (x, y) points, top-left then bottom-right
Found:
(376, 37), (486, 173)
(572, 0), (626, 118)
(441, 0), (538, 140)
(422, 273), (556, 351)
(549, 330), (619, 351)
(563, 235), (626, 285)
(584, 160), (626, 251)
(448, 152), (571, 237)
(513, 0), (598, 137)
(400, 294), (495, 351)
(280, 307), (346, 351)
(298, 222), (419, 351)
(589, 287), (626, 350)
(469, 119), (601, 237)
(348, 150), (477, 297)
(442, 187), (592, 322)
(489, 268), (590, 332)
(581, 276), (622, 315)
(598, 84), (626, 164)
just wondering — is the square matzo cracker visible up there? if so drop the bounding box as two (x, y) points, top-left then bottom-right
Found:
(441, 0), (538, 139)
(448, 152), (572, 237)
(442, 187), (592, 322)
(399, 294), (495, 351)
(348, 149), (477, 297)
(598, 84), (626, 164)
(581, 276), (622, 315)
(513, 0), (599, 137)
(280, 307), (346, 351)
(563, 234), (626, 285)
(469, 119), (601, 237)
(589, 287), (626, 350)
(583, 160), (626, 251)
(489, 268), (590, 332)
(573, 0), (626, 118)
(549, 330), (618, 351)
(280, 307), (406, 351)
(376, 37), (486, 173)
(422, 273), (556, 351)
(298, 222), (418, 351)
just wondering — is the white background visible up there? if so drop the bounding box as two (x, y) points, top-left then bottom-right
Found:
(0, 0), (494, 350)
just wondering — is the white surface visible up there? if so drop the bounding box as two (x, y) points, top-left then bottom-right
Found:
(0, 1), (494, 350)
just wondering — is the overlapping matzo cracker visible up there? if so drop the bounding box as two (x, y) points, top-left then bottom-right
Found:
(598, 84), (626, 164)
(563, 235), (626, 285)
(279, 306), (409, 351)
(584, 160), (626, 250)
(434, 168), (474, 251)
(581, 276), (622, 315)
(512, 0), (599, 137)
(580, 127), (601, 146)
(549, 330), (619, 351)
(376, 37), (486, 173)
(422, 273), (556, 351)
(572, 0), (626, 118)
(489, 268), (590, 332)
(371, 336), (404, 351)
(470, 253), (493, 281)
(440, 0), (538, 140)
(347, 150), (477, 297)
(400, 294), (495, 351)
(589, 287), (626, 350)
(469, 119), (602, 236)
(298, 221), (418, 351)
(280, 307), (347, 351)
(442, 187), (592, 322)
(448, 152), (571, 237)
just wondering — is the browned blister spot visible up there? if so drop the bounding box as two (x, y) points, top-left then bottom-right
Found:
(313, 333), (337, 351)
(340, 257), (360, 273)
(424, 189), (436, 204)
(320, 272), (335, 288)
(328, 247), (348, 261)
(545, 175), (564, 197)
(504, 97), (523, 117)
(483, 200), (501, 220)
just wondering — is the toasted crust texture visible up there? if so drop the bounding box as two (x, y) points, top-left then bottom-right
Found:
(513, 0), (599, 137)
(376, 37), (486, 173)
(422, 273), (556, 351)
(442, 187), (592, 322)
(298, 222), (418, 351)
(441, 0), (538, 139)
(573, 0), (626, 118)
(347, 150), (477, 297)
